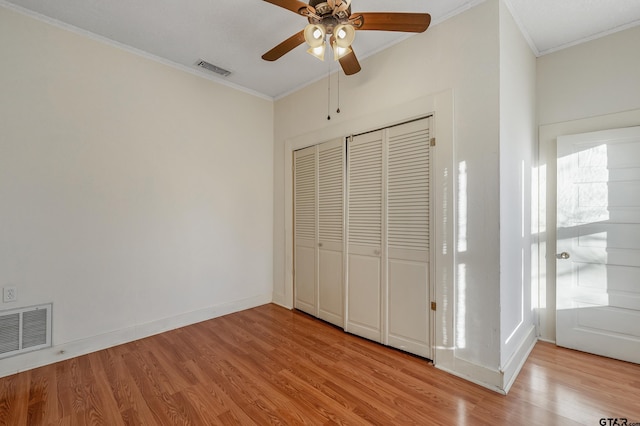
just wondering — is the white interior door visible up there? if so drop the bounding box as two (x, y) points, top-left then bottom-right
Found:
(294, 146), (317, 315)
(556, 126), (640, 364)
(386, 119), (431, 357)
(318, 139), (345, 327)
(346, 131), (384, 342)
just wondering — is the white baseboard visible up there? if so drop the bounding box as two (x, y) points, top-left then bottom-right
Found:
(434, 347), (505, 394)
(0, 293), (272, 379)
(433, 325), (538, 395)
(271, 292), (292, 309)
(500, 325), (538, 394)
(435, 361), (505, 395)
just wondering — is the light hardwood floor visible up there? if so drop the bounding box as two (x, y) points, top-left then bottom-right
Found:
(1, 303), (639, 425)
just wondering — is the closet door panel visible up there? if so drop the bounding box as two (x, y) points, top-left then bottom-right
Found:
(386, 118), (431, 357)
(346, 131), (383, 342)
(318, 140), (345, 327)
(347, 254), (382, 341)
(319, 249), (343, 326)
(388, 259), (429, 355)
(295, 242), (317, 314)
(294, 147), (317, 316)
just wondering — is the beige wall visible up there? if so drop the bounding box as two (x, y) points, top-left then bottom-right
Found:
(0, 6), (274, 376)
(536, 25), (640, 341)
(538, 25), (640, 126)
(498, 1), (537, 371)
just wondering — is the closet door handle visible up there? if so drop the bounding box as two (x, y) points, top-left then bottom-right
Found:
(318, 242), (323, 247)
(374, 249), (381, 256)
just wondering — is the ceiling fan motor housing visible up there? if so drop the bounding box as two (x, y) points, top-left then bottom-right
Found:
(308, 1), (351, 20)
(313, 16), (342, 35)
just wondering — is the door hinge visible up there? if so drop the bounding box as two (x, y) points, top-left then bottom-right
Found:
(430, 301), (437, 311)
(430, 138), (436, 147)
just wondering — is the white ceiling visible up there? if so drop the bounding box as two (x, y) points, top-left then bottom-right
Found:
(3, 0), (640, 99)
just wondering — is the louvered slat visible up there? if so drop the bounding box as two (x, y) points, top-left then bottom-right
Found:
(319, 145), (343, 243)
(349, 135), (383, 246)
(0, 313), (20, 354)
(294, 149), (316, 241)
(22, 309), (47, 349)
(388, 128), (430, 250)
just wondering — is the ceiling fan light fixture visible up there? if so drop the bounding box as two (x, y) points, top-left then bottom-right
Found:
(307, 44), (326, 61)
(332, 42), (352, 61)
(304, 24), (326, 48)
(334, 24), (355, 48)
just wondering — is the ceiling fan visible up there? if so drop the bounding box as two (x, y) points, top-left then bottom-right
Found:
(261, 0), (431, 75)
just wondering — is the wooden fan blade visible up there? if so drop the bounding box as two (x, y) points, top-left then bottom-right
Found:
(263, 0), (309, 15)
(339, 48), (361, 75)
(353, 12), (431, 33)
(262, 30), (306, 61)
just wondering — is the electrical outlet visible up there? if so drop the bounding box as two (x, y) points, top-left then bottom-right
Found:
(3, 286), (17, 303)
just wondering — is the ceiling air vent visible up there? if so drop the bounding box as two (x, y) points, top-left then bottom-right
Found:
(195, 59), (231, 77)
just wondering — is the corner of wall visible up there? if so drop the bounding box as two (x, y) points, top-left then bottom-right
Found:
(500, 324), (537, 393)
(435, 324), (536, 395)
(271, 292), (291, 309)
(434, 350), (506, 394)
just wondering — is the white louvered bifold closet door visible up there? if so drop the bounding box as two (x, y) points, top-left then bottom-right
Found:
(346, 130), (384, 342)
(294, 139), (345, 323)
(386, 118), (431, 357)
(318, 139), (345, 327)
(295, 119), (431, 357)
(294, 146), (317, 315)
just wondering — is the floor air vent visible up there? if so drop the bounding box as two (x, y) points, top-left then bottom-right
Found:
(0, 304), (52, 359)
(195, 59), (231, 77)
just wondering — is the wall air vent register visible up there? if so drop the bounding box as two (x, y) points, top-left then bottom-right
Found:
(0, 304), (52, 359)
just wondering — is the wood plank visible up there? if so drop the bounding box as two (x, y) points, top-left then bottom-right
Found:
(26, 364), (58, 424)
(0, 370), (29, 424)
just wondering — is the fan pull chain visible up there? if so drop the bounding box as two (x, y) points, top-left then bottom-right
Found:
(327, 60), (331, 120)
(336, 70), (341, 114)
